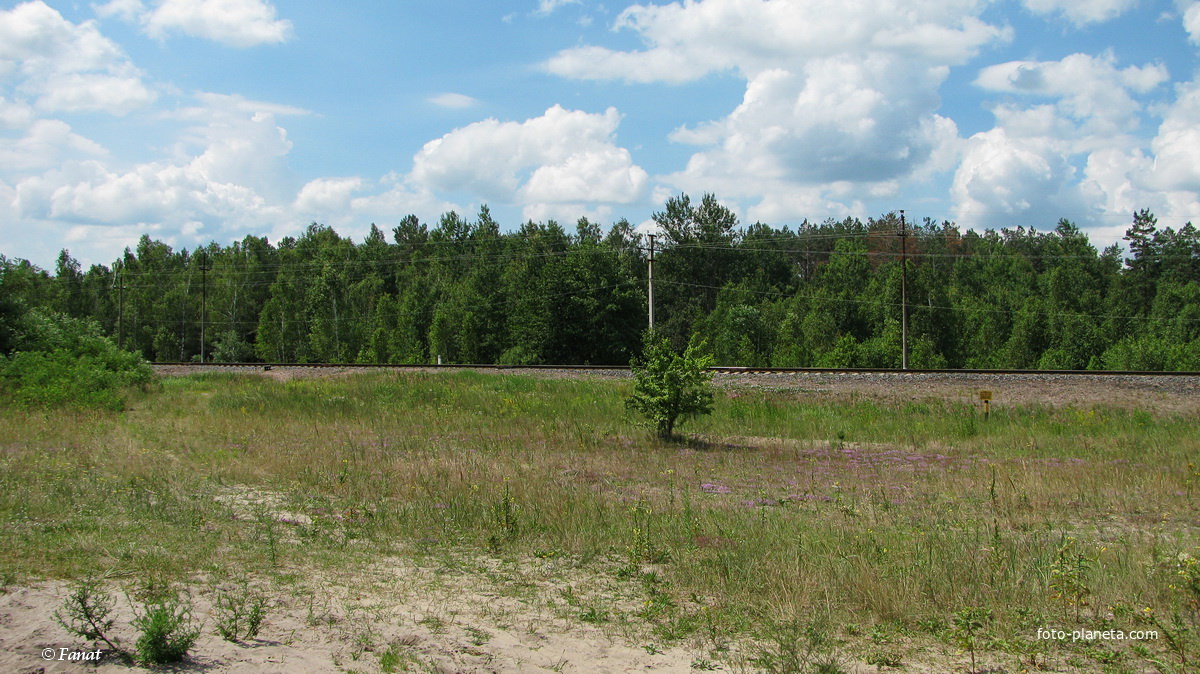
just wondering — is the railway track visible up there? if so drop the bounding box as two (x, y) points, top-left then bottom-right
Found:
(151, 362), (1200, 377)
(150, 362), (1200, 411)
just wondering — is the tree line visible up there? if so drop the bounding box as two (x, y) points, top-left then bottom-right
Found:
(2, 194), (1198, 370)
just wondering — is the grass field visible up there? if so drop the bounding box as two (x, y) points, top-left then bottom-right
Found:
(1, 370), (1198, 672)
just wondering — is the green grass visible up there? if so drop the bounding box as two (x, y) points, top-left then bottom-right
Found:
(2, 369), (1197, 671)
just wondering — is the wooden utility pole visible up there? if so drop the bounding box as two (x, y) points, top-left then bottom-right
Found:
(197, 250), (211, 364)
(647, 233), (656, 333)
(113, 262), (125, 350)
(899, 211), (909, 370)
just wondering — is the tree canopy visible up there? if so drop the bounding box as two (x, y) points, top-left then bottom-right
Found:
(3, 195), (1198, 370)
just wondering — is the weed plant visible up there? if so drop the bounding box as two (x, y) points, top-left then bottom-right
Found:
(5, 369), (1199, 670)
(131, 591), (201, 664)
(213, 580), (269, 642)
(54, 577), (126, 657)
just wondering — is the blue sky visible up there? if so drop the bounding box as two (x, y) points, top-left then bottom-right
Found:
(2, 0), (1199, 268)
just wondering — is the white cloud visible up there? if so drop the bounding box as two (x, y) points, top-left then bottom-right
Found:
(544, 0), (1010, 223)
(15, 158), (266, 229)
(951, 127), (1098, 229)
(545, 0), (1010, 83)
(661, 57), (960, 218)
(161, 96), (300, 203)
(0, 1), (155, 115)
(1022, 0), (1138, 26)
(35, 71), (157, 115)
(521, 202), (613, 225)
(975, 53), (1168, 136)
(536, 0), (580, 15)
(947, 48), (1184, 234)
(94, 0), (145, 22)
(180, 91), (309, 119)
(3, 90), (462, 259)
(521, 145), (646, 204)
(428, 93), (478, 109)
(1185, 2), (1200, 45)
(1147, 79), (1200, 192)
(1, 2), (123, 73)
(410, 105), (648, 210)
(345, 175), (460, 227)
(1077, 77), (1200, 228)
(0, 96), (35, 127)
(9, 95), (302, 238)
(0, 118), (106, 171)
(295, 176), (364, 215)
(131, 0), (292, 47)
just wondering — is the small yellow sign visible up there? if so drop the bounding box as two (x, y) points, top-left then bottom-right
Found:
(979, 390), (993, 401)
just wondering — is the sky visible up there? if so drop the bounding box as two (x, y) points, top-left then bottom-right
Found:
(2, 0), (1200, 269)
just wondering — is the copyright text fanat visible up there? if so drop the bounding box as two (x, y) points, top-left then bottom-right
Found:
(41, 647), (103, 662)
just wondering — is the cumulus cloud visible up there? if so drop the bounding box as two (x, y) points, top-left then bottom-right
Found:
(545, 0), (1010, 83)
(9, 95), (303, 241)
(0, 96), (35, 128)
(951, 127), (1097, 228)
(521, 145), (647, 203)
(1185, 2), (1200, 45)
(674, 59), (955, 183)
(294, 176), (364, 215)
(145, 0), (291, 46)
(951, 49), (1179, 233)
(1071, 76), (1200, 229)
(975, 53), (1168, 136)
(94, 0), (144, 22)
(0, 1), (155, 115)
(0, 118), (106, 171)
(4, 88), (462, 258)
(410, 105), (648, 216)
(100, 0), (292, 47)
(1147, 79), (1200, 192)
(659, 56), (961, 220)
(161, 94), (302, 203)
(544, 0), (1010, 222)
(1022, 0), (1138, 26)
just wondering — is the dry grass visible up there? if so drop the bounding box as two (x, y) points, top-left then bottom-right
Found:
(1, 369), (1197, 672)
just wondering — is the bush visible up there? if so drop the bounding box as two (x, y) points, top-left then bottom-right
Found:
(0, 309), (152, 410)
(54, 577), (125, 655)
(132, 594), (201, 665)
(626, 333), (714, 440)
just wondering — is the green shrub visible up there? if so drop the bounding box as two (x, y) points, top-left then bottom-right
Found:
(626, 333), (714, 440)
(0, 309), (151, 410)
(132, 594), (201, 665)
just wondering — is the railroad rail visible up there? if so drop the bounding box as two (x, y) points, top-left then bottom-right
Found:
(151, 362), (1200, 377)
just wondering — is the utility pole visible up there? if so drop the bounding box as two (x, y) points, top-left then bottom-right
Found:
(647, 233), (656, 333)
(197, 250), (211, 364)
(899, 210), (909, 370)
(113, 262), (125, 350)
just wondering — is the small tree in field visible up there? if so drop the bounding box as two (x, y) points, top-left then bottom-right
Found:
(627, 333), (714, 440)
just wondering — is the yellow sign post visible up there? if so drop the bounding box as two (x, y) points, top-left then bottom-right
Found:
(979, 390), (992, 420)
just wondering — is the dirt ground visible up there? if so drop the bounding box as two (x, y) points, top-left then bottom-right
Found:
(0, 561), (708, 674)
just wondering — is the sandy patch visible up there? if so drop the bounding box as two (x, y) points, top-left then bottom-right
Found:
(0, 557), (706, 674)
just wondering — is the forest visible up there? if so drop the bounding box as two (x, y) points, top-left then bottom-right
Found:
(2, 193), (1199, 370)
